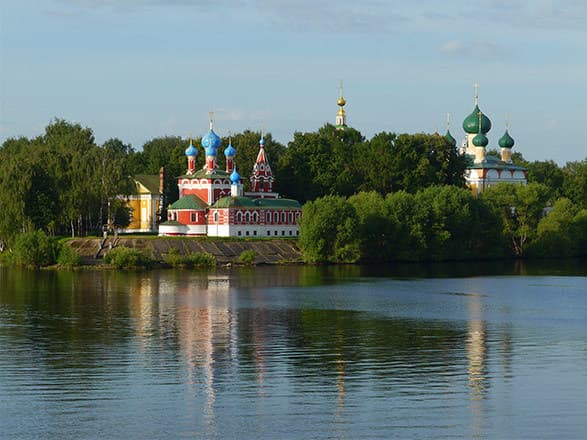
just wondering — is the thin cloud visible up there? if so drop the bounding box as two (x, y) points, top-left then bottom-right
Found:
(440, 40), (507, 60)
(462, 0), (587, 31)
(51, 0), (408, 33)
(254, 0), (408, 33)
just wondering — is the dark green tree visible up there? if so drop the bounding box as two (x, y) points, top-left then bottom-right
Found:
(481, 183), (550, 256)
(562, 159), (587, 208)
(526, 160), (564, 198)
(279, 124), (364, 203)
(530, 198), (580, 257)
(298, 195), (360, 263)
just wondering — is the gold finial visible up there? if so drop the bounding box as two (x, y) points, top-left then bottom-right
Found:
(505, 113), (510, 130)
(209, 111), (214, 130)
(228, 129), (232, 144)
(474, 82), (479, 106)
(337, 80), (346, 107)
(447, 112), (451, 130)
(189, 131), (193, 144)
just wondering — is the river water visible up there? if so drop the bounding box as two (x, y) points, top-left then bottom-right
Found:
(1, 262), (586, 439)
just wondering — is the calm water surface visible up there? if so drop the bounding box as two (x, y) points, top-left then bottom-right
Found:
(1, 262), (586, 439)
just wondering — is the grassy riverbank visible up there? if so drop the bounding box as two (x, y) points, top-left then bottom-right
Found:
(68, 236), (303, 267)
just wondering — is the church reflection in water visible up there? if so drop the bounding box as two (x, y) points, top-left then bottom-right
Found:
(121, 269), (515, 438)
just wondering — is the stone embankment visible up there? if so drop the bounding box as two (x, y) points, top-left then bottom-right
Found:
(68, 237), (303, 265)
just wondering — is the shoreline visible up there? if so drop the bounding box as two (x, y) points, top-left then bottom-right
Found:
(68, 236), (304, 266)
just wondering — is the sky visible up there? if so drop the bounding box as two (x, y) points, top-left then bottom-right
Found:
(1, 0), (586, 164)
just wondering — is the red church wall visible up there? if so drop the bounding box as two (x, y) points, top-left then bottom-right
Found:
(176, 210), (207, 225)
(182, 187), (209, 204)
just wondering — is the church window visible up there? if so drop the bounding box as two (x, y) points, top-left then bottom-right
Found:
(245, 212), (250, 223)
(246, 231), (249, 236)
(214, 211), (219, 223)
(267, 231), (270, 236)
(281, 212), (286, 223)
(253, 231), (257, 236)
(238, 231), (242, 236)
(252, 212), (258, 223)
(237, 212), (243, 223)
(289, 212), (293, 223)
(191, 213), (197, 223)
(282, 230), (285, 236)
(266, 212), (271, 223)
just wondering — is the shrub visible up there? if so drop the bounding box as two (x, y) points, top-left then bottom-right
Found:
(0, 251), (15, 266)
(188, 252), (216, 268)
(57, 244), (81, 267)
(163, 248), (189, 268)
(237, 249), (257, 265)
(13, 230), (58, 268)
(104, 247), (153, 269)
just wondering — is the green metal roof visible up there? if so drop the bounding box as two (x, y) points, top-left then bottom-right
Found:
(211, 196), (257, 209)
(134, 174), (160, 194)
(159, 220), (184, 226)
(468, 157), (526, 171)
(178, 168), (230, 179)
(254, 198), (301, 208)
(169, 194), (208, 210)
(211, 196), (302, 209)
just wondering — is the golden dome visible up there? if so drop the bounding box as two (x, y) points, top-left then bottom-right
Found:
(337, 97), (346, 106)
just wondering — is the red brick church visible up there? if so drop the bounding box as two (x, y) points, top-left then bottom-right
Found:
(158, 117), (301, 237)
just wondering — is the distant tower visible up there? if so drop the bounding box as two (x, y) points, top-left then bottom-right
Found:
(499, 115), (515, 163)
(335, 80), (347, 129)
(224, 132), (236, 173)
(472, 111), (489, 163)
(185, 136), (198, 175)
(250, 133), (274, 194)
(445, 113), (457, 148)
(462, 82), (491, 156)
(201, 112), (222, 174)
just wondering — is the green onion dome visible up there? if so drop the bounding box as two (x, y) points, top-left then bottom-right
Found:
(472, 132), (488, 147)
(463, 105), (492, 134)
(445, 130), (456, 147)
(498, 130), (515, 149)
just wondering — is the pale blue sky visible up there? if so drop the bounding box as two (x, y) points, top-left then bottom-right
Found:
(1, 0), (586, 163)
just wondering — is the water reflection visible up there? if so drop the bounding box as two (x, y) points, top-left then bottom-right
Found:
(1, 264), (586, 439)
(465, 291), (487, 439)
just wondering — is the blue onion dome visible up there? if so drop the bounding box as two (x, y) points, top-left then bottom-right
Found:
(498, 130), (515, 148)
(259, 135), (265, 147)
(445, 130), (456, 147)
(201, 128), (222, 150)
(472, 132), (489, 147)
(230, 168), (241, 184)
(463, 105), (492, 134)
(205, 145), (217, 157)
(224, 142), (236, 157)
(185, 140), (198, 157)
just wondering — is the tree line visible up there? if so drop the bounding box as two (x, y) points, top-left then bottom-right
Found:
(299, 185), (587, 263)
(1, 119), (586, 262)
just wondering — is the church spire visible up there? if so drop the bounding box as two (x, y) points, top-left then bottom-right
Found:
(250, 132), (274, 194)
(335, 80), (347, 129)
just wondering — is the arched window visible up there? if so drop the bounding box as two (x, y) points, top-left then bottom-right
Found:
(281, 212), (286, 223)
(237, 211), (243, 223)
(289, 212), (293, 223)
(214, 211), (219, 223)
(252, 212), (258, 223)
(245, 212), (250, 223)
(266, 212), (272, 223)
